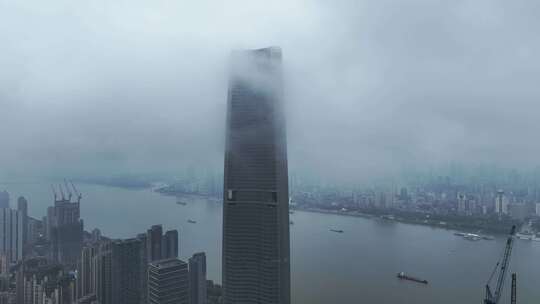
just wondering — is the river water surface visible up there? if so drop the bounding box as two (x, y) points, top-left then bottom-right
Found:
(2, 182), (539, 304)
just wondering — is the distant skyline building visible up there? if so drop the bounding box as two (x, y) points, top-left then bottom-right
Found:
(495, 190), (509, 215)
(457, 193), (466, 214)
(222, 47), (290, 304)
(76, 245), (98, 300)
(0, 207), (23, 263)
(48, 185), (83, 265)
(148, 258), (189, 304)
(17, 196), (28, 248)
(146, 225), (179, 262)
(0, 191), (9, 209)
(189, 252), (207, 304)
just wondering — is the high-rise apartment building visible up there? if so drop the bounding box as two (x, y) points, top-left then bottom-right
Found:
(95, 239), (144, 304)
(147, 225), (163, 262)
(189, 252), (207, 304)
(16, 197), (28, 248)
(0, 208), (23, 263)
(146, 225), (178, 262)
(162, 230), (179, 259)
(76, 245), (98, 299)
(222, 47), (290, 304)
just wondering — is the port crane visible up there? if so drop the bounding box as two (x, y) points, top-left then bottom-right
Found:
(484, 225), (516, 304)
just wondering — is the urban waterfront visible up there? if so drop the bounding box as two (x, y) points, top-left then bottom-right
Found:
(3, 181), (539, 304)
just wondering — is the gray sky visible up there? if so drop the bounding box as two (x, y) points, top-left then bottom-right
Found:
(1, 0), (539, 181)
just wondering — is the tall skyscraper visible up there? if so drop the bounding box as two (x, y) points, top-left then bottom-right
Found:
(17, 197), (28, 248)
(222, 47), (290, 304)
(0, 208), (23, 263)
(146, 225), (178, 261)
(111, 239), (143, 304)
(96, 243), (113, 304)
(148, 258), (189, 304)
(76, 245), (98, 299)
(147, 225), (163, 262)
(189, 252), (207, 304)
(136, 233), (148, 304)
(95, 239), (144, 304)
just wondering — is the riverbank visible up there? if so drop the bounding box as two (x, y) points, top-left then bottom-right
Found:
(291, 205), (520, 235)
(150, 188), (521, 235)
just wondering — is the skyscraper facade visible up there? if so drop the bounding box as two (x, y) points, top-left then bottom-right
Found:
(95, 239), (144, 304)
(222, 47), (290, 304)
(148, 258), (189, 304)
(17, 197), (28, 248)
(76, 245), (98, 300)
(48, 195), (83, 265)
(146, 225), (179, 261)
(147, 225), (163, 262)
(162, 229), (179, 259)
(189, 252), (207, 304)
(111, 239), (143, 304)
(0, 208), (23, 263)
(495, 190), (509, 215)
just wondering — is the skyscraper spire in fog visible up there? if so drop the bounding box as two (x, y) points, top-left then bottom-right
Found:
(222, 46), (290, 304)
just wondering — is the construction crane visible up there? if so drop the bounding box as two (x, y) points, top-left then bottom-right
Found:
(58, 183), (66, 201)
(484, 225), (516, 304)
(51, 184), (58, 201)
(64, 179), (73, 201)
(70, 181), (82, 203)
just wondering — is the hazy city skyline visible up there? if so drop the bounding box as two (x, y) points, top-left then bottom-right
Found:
(2, 1), (539, 304)
(2, 0), (540, 183)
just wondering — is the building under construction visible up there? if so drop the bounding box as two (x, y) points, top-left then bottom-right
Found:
(47, 181), (84, 266)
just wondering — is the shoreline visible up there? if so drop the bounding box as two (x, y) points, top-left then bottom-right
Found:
(158, 191), (523, 236)
(292, 206), (515, 236)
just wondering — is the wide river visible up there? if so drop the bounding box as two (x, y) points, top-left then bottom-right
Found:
(2, 182), (539, 304)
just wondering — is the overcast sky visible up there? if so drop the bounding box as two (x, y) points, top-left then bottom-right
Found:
(1, 0), (539, 182)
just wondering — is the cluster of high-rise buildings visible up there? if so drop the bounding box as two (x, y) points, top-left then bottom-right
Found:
(71, 224), (205, 304)
(291, 178), (540, 224)
(0, 188), (209, 304)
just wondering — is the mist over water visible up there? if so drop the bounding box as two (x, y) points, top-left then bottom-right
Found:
(2, 0), (540, 182)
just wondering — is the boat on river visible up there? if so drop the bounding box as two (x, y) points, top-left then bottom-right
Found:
(187, 219), (197, 224)
(330, 229), (344, 233)
(397, 272), (428, 284)
(463, 233), (481, 241)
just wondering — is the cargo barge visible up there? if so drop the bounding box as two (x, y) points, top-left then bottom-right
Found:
(397, 272), (428, 284)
